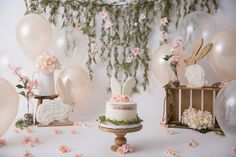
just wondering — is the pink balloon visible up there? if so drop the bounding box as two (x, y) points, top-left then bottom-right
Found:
(0, 77), (19, 138)
(16, 14), (52, 61)
(151, 44), (186, 86)
(208, 30), (236, 82)
(56, 66), (91, 109)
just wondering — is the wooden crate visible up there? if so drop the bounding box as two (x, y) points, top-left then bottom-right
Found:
(164, 85), (221, 131)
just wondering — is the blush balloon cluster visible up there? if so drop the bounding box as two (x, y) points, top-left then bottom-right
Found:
(151, 11), (236, 136)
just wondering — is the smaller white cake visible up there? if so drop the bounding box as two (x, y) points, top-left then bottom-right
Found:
(105, 96), (137, 121)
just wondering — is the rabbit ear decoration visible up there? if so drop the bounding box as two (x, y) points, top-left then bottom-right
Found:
(111, 76), (121, 96)
(195, 43), (212, 60)
(122, 77), (135, 96)
(184, 38), (203, 65)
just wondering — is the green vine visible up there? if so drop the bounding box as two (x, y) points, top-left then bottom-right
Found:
(24, 0), (218, 92)
(98, 115), (143, 126)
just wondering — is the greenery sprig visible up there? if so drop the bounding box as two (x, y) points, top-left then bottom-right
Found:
(98, 115), (143, 126)
(24, 0), (218, 92)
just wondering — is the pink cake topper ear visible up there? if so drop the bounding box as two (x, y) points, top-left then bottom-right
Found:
(122, 77), (135, 96)
(111, 76), (121, 96)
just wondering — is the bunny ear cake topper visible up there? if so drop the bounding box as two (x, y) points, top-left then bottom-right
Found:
(184, 38), (212, 87)
(111, 76), (135, 96)
(122, 77), (136, 96)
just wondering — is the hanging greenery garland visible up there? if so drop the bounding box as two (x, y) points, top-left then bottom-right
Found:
(24, 0), (218, 92)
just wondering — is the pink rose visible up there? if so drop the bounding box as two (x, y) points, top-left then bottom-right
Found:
(99, 11), (108, 19)
(132, 47), (141, 56)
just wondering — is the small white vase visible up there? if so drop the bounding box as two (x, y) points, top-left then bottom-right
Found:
(37, 72), (56, 96)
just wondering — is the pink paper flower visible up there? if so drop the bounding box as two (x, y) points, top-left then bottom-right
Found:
(104, 20), (112, 29)
(161, 17), (168, 26)
(23, 151), (32, 157)
(25, 127), (33, 134)
(76, 23), (82, 30)
(58, 145), (71, 153)
(74, 153), (83, 157)
(232, 147), (236, 155)
(187, 139), (198, 148)
(0, 139), (6, 147)
(132, 47), (141, 56)
(34, 138), (41, 145)
(116, 144), (133, 154)
(160, 33), (168, 42)
(90, 43), (97, 53)
(70, 129), (79, 135)
(138, 13), (146, 23)
(54, 128), (63, 135)
(35, 52), (61, 74)
(165, 147), (178, 157)
(99, 11), (108, 19)
(22, 137), (33, 147)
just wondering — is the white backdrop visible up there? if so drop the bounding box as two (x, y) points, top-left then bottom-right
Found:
(0, 0), (236, 126)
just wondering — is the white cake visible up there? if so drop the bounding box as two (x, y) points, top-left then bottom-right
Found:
(105, 96), (137, 121)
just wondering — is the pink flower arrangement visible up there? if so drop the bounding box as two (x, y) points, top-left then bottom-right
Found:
(112, 95), (130, 102)
(132, 47), (141, 56)
(58, 145), (71, 153)
(9, 64), (38, 113)
(116, 144), (134, 154)
(138, 13), (146, 23)
(0, 139), (6, 147)
(187, 139), (198, 148)
(35, 52), (61, 74)
(99, 11), (108, 19)
(161, 17), (168, 26)
(104, 20), (112, 29)
(165, 147), (178, 157)
(23, 151), (32, 157)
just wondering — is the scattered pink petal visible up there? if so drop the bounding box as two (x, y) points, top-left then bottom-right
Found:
(74, 121), (82, 127)
(0, 139), (6, 147)
(187, 139), (198, 148)
(25, 127), (33, 134)
(23, 150), (32, 157)
(70, 129), (79, 135)
(74, 153), (83, 157)
(165, 147), (178, 157)
(160, 122), (167, 128)
(84, 122), (91, 127)
(34, 138), (41, 145)
(54, 128), (63, 135)
(232, 147), (236, 155)
(58, 145), (71, 153)
(14, 129), (21, 134)
(116, 144), (133, 154)
(22, 137), (32, 145)
(166, 128), (175, 135)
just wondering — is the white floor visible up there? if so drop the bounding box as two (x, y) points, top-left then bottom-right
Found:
(1, 121), (235, 157)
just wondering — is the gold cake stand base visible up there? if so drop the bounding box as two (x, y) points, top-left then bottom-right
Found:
(98, 124), (142, 152)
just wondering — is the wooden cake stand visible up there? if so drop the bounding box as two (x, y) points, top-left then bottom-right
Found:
(98, 124), (142, 152)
